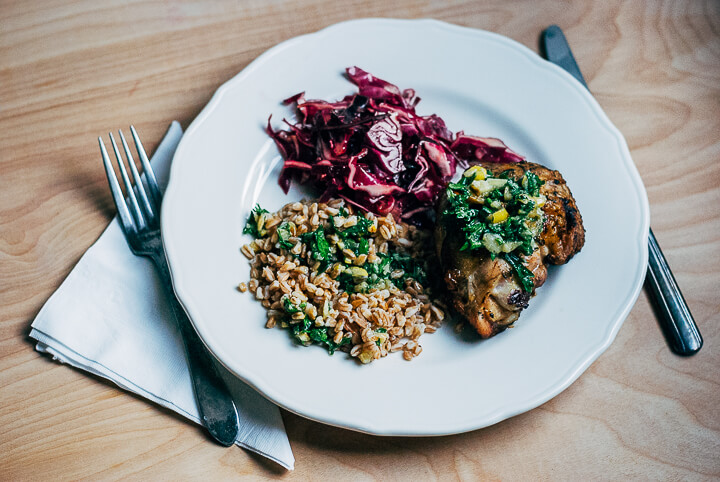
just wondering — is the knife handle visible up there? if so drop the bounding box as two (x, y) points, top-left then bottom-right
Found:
(540, 25), (702, 356)
(645, 229), (703, 355)
(540, 25), (588, 88)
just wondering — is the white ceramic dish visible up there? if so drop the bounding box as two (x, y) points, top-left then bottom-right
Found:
(162, 18), (649, 436)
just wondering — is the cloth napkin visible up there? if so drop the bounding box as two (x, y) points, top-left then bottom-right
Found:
(29, 121), (294, 470)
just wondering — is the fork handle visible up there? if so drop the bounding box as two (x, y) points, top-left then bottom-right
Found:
(149, 251), (240, 446)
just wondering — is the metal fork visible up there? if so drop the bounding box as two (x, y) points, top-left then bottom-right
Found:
(99, 126), (239, 446)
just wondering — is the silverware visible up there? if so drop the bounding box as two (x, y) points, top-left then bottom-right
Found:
(99, 126), (240, 444)
(540, 25), (703, 356)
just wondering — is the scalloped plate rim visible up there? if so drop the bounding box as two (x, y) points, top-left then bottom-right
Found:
(162, 18), (650, 436)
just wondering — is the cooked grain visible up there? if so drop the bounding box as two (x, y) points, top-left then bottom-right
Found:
(240, 199), (445, 363)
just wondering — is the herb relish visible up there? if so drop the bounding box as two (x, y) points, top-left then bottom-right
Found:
(441, 165), (546, 292)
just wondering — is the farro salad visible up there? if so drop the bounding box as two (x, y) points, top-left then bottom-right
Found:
(239, 199), (447, 363)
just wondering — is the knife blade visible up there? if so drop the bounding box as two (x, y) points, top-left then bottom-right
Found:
(540, 25), (703, 356)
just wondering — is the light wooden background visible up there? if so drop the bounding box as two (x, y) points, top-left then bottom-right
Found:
(2, 0), (719, 479)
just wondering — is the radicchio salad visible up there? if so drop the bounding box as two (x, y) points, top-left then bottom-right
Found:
(266, 67), (524, 223)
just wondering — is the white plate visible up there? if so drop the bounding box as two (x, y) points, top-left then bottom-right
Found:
(162, 18), (649, 435)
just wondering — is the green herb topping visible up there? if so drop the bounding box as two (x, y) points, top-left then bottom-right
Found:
(242, 204), (269, 238)
(441, 165), (546, 293)
(282, 295), (351, 354)
(301, 225), (331, 262)
(276, 221), (295, 250)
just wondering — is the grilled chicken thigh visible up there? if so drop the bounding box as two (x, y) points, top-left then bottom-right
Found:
(435, 161), (584, 338)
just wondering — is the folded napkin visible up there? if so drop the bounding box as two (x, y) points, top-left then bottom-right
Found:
(29, 121), (294, 470)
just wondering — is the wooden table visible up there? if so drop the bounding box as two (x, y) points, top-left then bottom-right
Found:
(2, 1), (719, 479)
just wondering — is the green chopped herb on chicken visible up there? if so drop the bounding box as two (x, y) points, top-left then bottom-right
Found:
(436, 162), (584, 338)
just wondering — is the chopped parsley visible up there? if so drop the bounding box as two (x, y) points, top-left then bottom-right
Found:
(301, 226), (331, 261)
(242, 205), (269, 237)
(283, 296), (306, 314)
(283, 295), (351, 354)
(387, 252), (427, 287)
(338, 216), (373, 237)
(523, 171), (544, 196)
(331, 214), (373, 256)
(276, 222), (295, 250)
(441, 166), (546, 293)
(504, 252), (535, 293)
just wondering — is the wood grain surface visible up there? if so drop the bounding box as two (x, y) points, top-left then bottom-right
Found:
(2, 0), (719, 479)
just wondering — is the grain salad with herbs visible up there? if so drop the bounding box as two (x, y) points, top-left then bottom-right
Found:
(239, 199), (447, 363)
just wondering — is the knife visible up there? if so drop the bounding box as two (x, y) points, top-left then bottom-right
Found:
(540, 25), (703, 356)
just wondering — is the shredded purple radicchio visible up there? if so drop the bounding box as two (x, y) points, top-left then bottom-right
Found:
(266, 66), (524, 222)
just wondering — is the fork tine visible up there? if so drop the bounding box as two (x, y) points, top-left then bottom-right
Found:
(99, 137), (136, 234)
(130, 125), (162, 210)
(109, 132), (147, 230)
(119, 129), (155, 226)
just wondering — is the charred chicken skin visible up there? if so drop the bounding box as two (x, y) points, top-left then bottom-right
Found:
(435, 161), (584, 338)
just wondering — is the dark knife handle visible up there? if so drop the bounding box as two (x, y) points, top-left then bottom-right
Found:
(540, 25), (702, 356)
(646, 229), (703, 355)
(540, 25), (589, 88)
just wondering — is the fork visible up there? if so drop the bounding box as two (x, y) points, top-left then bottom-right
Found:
(99, 126), (239, 446)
